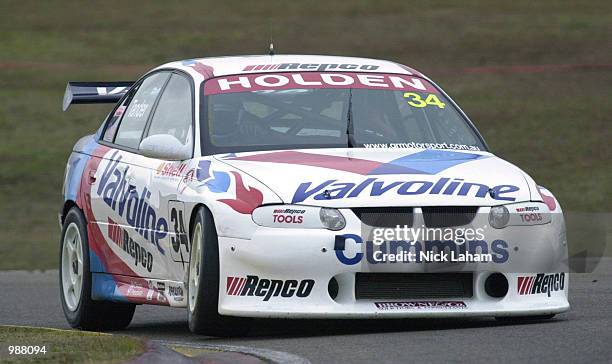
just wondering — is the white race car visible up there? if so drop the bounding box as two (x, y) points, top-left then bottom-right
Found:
(59, 55), (569, 335)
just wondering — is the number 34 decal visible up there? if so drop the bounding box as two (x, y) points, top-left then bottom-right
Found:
(403, 92), (446, 109)
(169, 201), (189, 264)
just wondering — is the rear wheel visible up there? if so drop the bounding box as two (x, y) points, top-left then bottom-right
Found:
(60, 207), (135, 331)
(187, 206), (250, 336)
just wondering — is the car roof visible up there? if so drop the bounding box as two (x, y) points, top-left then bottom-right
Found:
(154, 54), (426, 81)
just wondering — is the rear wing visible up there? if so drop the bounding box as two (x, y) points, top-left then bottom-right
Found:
(62, 81), (134, 111)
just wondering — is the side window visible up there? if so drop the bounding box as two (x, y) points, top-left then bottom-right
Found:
(144, 74), (193, 153)
(113, 72), (170, 149)
(102, 89), (134, 142)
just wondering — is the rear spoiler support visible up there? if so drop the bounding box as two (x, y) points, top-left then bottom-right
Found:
(62, 81), (134, 111)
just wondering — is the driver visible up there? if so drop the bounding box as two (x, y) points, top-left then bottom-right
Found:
(211, 100), (270, 146)
(210, 103), (239, 144)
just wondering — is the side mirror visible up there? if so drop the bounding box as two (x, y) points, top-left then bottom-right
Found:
(139, 134), (191, 161)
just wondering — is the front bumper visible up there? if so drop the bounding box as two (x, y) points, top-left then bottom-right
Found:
(217, 211), (570, 318)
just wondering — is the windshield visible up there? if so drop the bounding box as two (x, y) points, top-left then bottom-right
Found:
(200, 72), (486, 154)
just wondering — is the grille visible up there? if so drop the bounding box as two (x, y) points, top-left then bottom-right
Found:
(355, 273), (473, 300)
(352, 207), (413, 227)
(422, 206), (478, 227)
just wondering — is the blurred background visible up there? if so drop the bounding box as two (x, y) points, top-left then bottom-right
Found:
(0, 0), (610, 270)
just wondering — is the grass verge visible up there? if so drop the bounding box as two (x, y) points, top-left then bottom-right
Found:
(0, 326), (144, 364)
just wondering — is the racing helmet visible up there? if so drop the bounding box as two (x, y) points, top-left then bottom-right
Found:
(211, 103), (240, 137)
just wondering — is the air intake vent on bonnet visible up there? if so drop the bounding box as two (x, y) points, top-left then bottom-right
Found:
(422, 206), (478, 227)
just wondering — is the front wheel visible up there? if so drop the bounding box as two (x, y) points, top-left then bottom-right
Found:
(187, 206), (250, 336)
(60, 207), (135, 331)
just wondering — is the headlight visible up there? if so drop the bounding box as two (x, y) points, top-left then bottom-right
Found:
(489, 205), (510, 229)
(489, 202), (551, 229)
(319, 208), (346, 231)
(252, 205), (346, 230)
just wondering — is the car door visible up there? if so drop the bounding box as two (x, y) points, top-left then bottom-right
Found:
(91, 71), (171, 279)
(139, 73), (195, 277)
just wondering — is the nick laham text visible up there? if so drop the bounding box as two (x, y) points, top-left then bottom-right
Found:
(373, 251), (492, 263)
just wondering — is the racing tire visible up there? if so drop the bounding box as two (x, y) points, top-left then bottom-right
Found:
(495, 314), (555, 322)
(60, 207), (135, 331)
(187, 206), (251, 336)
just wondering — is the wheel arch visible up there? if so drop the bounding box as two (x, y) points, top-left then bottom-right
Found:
(60, 199), (80, 225)
(188, 203), (214, 243)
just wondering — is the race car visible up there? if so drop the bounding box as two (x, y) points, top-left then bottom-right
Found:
(59, 55), (569, 336)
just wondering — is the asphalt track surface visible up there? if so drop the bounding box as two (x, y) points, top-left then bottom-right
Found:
(2, 259), (611, 364)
